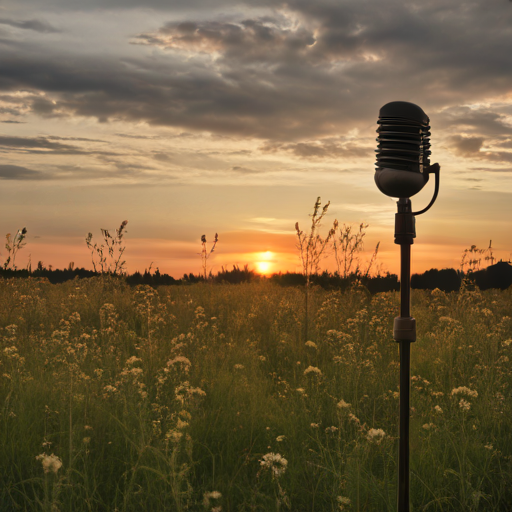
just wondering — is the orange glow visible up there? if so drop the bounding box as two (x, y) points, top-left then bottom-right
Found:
(256, 261), (272, 274)
(254, 252), (276, 274)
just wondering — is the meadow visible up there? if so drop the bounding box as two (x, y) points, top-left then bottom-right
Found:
(1, 275), (511, 511)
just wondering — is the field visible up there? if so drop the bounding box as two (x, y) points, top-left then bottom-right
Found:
(1, 276), (511, 511)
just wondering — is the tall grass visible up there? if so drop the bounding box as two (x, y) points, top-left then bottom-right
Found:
(0, 276), (511, 511)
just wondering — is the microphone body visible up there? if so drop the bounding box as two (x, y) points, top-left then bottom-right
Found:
(375, 101), (431, 198)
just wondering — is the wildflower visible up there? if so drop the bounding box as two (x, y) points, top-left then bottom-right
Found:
(233, 364), (245, 370)
(176, 418), (189, 430)
(485, 443), (493, 450)
(167, 356), (192, 369)
(203, 490), (223, 511)
(304, 366), (322, 376)
(259, 355), (266, 361)
(276, 435), (286, 442)
(337, 399), (351, 409)
(126, 356), (142, 366)
(83, 437), (91, 444)
(259, 452), (288, 478)
(204, 490), (222, 502)
(434, 405), (443, 414)
(165, 429), (183, 443)
(337, 496), (351, 510)
(325, 426), (338, 434)
(422, 423), (435, 430)
(367, 428), (386, 444)
(451, 386), (478, 398)
(35, 453), (63, 474)
(458, 399), (471, 411)
(310, 423), (320, 429)
(348, 413), (360, 425)
(305, 341), (317, 349)
(296, 388), (305, 394)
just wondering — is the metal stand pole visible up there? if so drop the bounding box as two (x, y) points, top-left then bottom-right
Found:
(393, 198), (416, 512)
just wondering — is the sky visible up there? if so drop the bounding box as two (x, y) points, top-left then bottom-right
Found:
(1, 0), (512, 278)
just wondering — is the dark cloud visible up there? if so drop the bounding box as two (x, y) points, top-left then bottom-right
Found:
(0, 18), (60, 33)
(449, 135), (512, 163)
(0, 135), (115, 155)
(261, 140), (371, 159)
(1, 1), (512, 143)
(0, 164), (47, 180)
(434, 106), (512, 138)
(6, 0), (276, 12)
(133, 17), (316, 63)
(449, 135), (485, 156)
(231, 165), (259, 174)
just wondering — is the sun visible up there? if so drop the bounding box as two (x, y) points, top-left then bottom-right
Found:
(256, 261), (271, 274)
(255, 251), (274, 275)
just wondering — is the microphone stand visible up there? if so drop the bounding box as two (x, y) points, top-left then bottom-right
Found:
(394, 197), (415, 512)
(393, 165), (440, 512)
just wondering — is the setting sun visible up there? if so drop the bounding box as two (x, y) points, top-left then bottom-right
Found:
(255, 251), (275, 274)
(256, 261), (271, 274)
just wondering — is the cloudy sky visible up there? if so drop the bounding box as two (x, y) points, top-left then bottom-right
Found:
(1, 0), (512, 277)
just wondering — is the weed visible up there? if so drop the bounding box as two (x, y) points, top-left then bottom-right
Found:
(85, 220), (128, 275)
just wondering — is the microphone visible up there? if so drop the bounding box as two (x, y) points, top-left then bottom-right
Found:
(375, 101), (432, 198)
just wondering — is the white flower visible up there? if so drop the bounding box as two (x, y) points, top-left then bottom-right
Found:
(233, 364), (245, 370)
(367, 428), (386, 444)
(434, 405), (443, 414)
(348, 413), (360, 425)
(176, 418), (189, 430)
(36, 453), (63, 474)
(296, 388), (306, 394)
(484, 443), (493, 451)
(310, 423), (320, 429)
(165, 429), (183, 443)
(304, 366), (322, 376)
(167, 356), (192, 369)
(451, 386), (478, 398)
(422, 423), (435, 430)
(260, 452), (288, 478)
(205, 491), (222, 500)
(203, 490), (222, 509)
(276, 435), (286, 442)
(337, 399), (351, 409)
(459, 399), (471, 411)
(305, 341), (317, 349)
(126, 356), (142, 366)
(325, 426), (338, 434)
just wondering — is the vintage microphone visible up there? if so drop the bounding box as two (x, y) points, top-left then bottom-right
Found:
(374, 101), (440, 512)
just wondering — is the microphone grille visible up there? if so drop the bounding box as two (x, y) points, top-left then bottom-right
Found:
(375, 101), (431, 173)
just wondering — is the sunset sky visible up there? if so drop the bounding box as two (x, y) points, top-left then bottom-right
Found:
(1, 0), (512, 278)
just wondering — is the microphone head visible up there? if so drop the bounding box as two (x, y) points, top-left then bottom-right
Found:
(375, 101), (431, 198)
